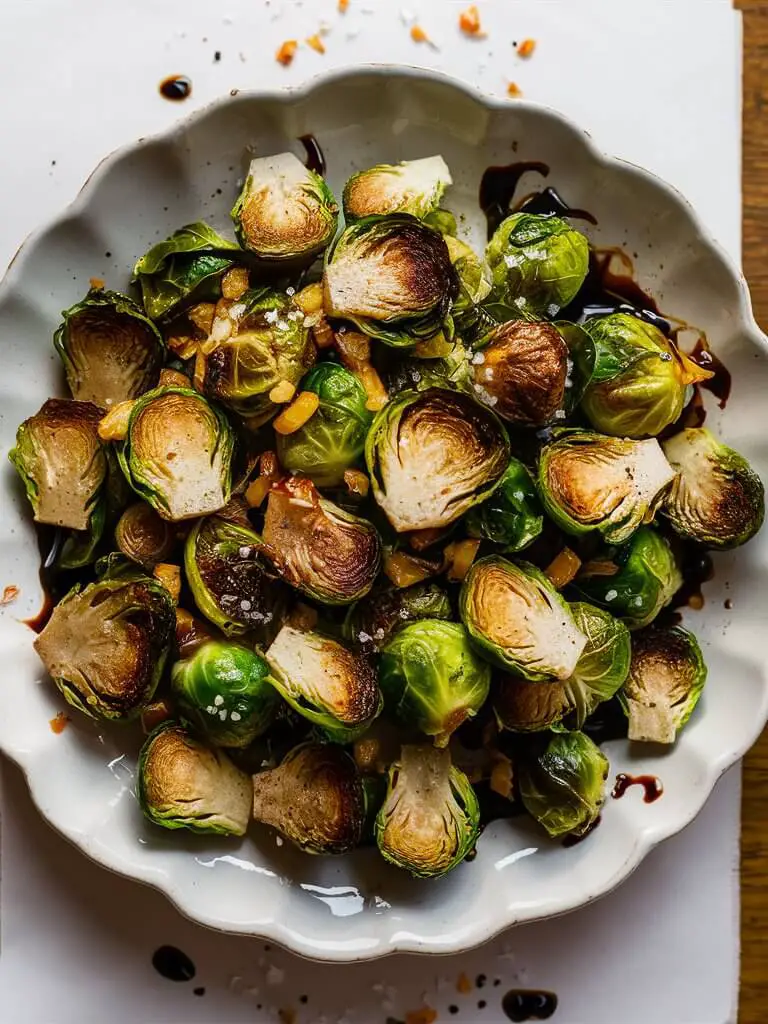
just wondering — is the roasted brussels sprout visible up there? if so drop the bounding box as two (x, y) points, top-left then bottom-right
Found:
(34, 567), (175, 720)
(518, 731), (608, 839)
(231, 152), (338, 260)
(266, 625), (382, 737)
(201, 288), (316, 427)
(574, 526), (681, 630)
(115, 502), (176, 568)
(661, 428), (765, 549)
(252, 742), (367, 854)
(465, 457), (543, 553)
(537, 430), (675, 545)
(445, 235), (492, 314)
(276, 363), (372, 486)
(486, 213), (590, 317)
(262, 477), (382, 604)
(116, 387), (234, 521)
(133, 222), (241, 322)
(493, 602), (630, 732)
(323, 215), (458, 348)
(471, 320), (569, 426)
(380, 620), (491, 746)
(54, 288), (164, 409)
(366, 388), (509, 532)
(171, 640), (279, 747)
(344, 581), (453, 656)
(343, 155), (452, 221)
(580, 314), (713, 438)
(138, 722), (252, 835)
(382, 339), (473, 397)
(460, 555), (586, 682)
(620, 624), (707, 743)
(10, 399), (106, 531)
(184, 514), (287, 638)
(375, 744), (480, 878)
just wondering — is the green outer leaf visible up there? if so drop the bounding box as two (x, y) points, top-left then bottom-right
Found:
(382, 340), (474, 397)
(379, 619), (491, 746)
(276, 362), (372, 486)
(171, 640), (280, 748)
(518, 730), (609, 838)
(343, 581), (453, 656)
(572, 526), (682, 630)
(565, 602), (631, 727)
(57, 494), (107, 570)
(554, 320), (595, 412)
(465, 457), (543, 552)
(133, 221), (240, 277)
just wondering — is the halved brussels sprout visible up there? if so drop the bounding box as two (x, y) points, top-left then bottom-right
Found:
(460, 555), (586, 682)
(252, 742), (367, 854)
(344, 581), (453, 656)
(537, 430), (675, 545)
(133, 221), (241, 321)
(232, 152), (338, 260)
(10, 399), (106, 531)
(262, 476), (382, 604)
(201, 288), (316, 427)
(380, 620), (491, 746)
(323, 215), (458, 348)
(471, 320), (569, 426)
(115, 502), (176, 568)
(493, 602), (630, 732)
(375, 744), (480, 878)
(343, 155), (452, 221)
(486, 213), (590, 317)
(54, 288), (164, 409)
(171, 640), (279, 747)
(184, 514), (287, 638)
(34, 567), (175, 720)
(518, 731), (608, 839)
(276, 362), (372, 486)
(580, 314), (714, 438)
(138, 722), (252, 835)
(574, 526), (681, 630)
(366, 388), (509, 532)
(445, 235), (492, 314)
(116, 386), (234, 521)
(619, 624), (707, 744)
(465, 457), (543, 553)
(266, 625), (382, 737)
(661, 428), (765, 549)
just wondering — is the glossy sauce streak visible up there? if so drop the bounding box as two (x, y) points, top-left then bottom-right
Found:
(23, 526), (65, 633)
(502, 989), (559, 1021)
(298, 134), (326, 176)
(688, 337), (732, 408)
(612, 773), (664, 803)
(560, 249), (671, 335)
(159, 76), (192, 101)
(479, 161), (550, 237)
(669, 546), (714, 612)
(518, 185), (597, 225)
(152, 945), (196, 982)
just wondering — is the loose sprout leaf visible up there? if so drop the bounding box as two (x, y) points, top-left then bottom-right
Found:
(9, 399), (107, 532)
(344, 581), (453, 656)
(232, 152), (338, 260)
(375, 744), (479, 878)
(465, 457), (543, 553)
(138, 722), (252, 835)
(343, 155), (452, 221)
(54, 288), (165, 409)
(366, 387), (509, 532)
(661, 427), (765, 549)
(518, 731), (608, 838)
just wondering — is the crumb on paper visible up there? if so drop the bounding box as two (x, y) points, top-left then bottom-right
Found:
(410, 24), (432, 45)
(507, 81), (523, 98)
(277, 1011), (296, 1024)
(276, 39), (298, 65)
(1, 585), (19, 605)
(459, 4), (485, 37)
(338, 0), (349, 10)
(457, 971), (473, 994)
(89, 277), (105, 290)
(517, 37), (536, 58)
(50, 711), (70, 735)
(306, 33), (326, 54)
(406, 1008), (438, 1024)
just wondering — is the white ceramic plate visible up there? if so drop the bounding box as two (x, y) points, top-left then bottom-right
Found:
(0, 67), (766, 962)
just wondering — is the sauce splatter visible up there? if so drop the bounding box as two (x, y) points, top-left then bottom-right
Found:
(502, 989), (558, 1021)
(612, 773), (664, 803)
(151, 945), (196, 982)
(159, 76), (192, 101)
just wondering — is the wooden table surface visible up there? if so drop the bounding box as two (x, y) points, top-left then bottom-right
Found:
(737, 2), (768, 1021)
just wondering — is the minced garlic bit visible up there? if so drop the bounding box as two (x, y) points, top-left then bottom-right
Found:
(269, 380), (297, 404)
(273, 391), (320, 435)
(0, 585), (20, 606)
(517, 37), (536, 58)
(344, 468), (370, 497)
(445, 538), (481, 581)
(154, 563), (182, 604)
(306, 33), (326, 54)
(410, 24), (429, 44)
(188, 302), (216, 335)
(507, 81), (523, 98)
(220, 266), (250, 300)
(490, 755), (514, 799)
(406, 1009), (438, 1024)
(456, 972), (473, 994)
(459, 4), (484, 36)
(98, 399), (135, 441)
(545, 547), (582, 589)
(294, 281), (324, 315)
(338, 0), (349, 11)
(384, 551), (434, 588)
(158, 368), (190, 388)
(89, 277), (105, 290)
(245, 477), (272, 507)
(276, 40), (298, 66)
(49, 711), (70, 735)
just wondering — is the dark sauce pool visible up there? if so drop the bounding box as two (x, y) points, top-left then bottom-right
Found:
(152, 945), (196, 982)
(159, 75), (192, 101)
(298, 134), (326, 176)
(612, 773), (664, 803)
(502, 989), (559, 1021)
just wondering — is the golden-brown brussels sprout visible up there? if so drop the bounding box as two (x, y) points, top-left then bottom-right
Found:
(343, 155), (452, 221)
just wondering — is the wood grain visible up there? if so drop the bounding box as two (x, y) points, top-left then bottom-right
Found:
(736, 2), (768, 1021)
